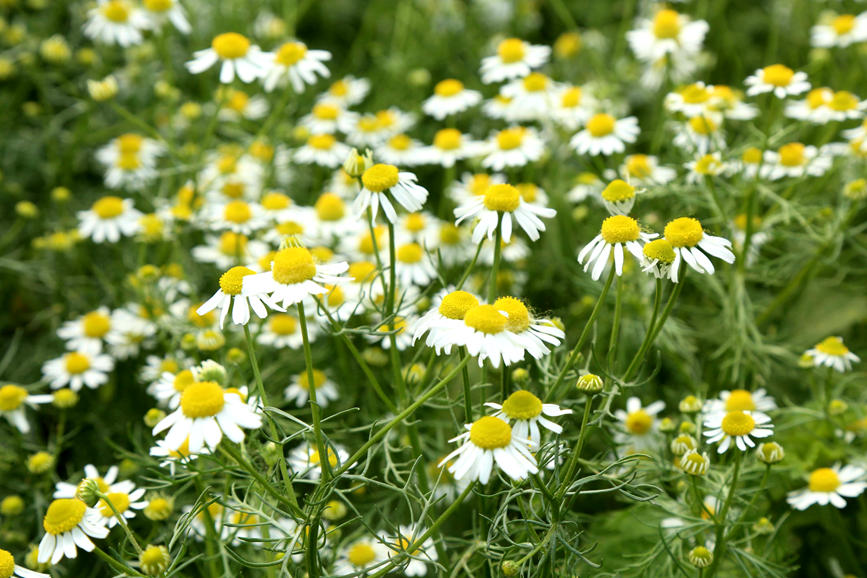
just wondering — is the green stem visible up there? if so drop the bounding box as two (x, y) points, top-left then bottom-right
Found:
(386, 220), (406, 405)
(621, 277), (665, 382)
(96, 491), (143, 555)
(92, 544), (146, 577)
(516, 522), (559, 567)
(456, 236), (485, 290)
(706, 452), (743, 577)
(297, 301), (331, 482)
(461, 348), (473, 421)
(556, 395), (594, 500)
(219, 444), (303, 518)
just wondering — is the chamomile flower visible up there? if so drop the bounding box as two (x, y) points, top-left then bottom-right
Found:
(78, 196), (142, 243)
(614, 397), (666, 451)
(485, 390), (572, 447)
(448, 173), (507, 206)
(256, 312), (318, 349)
(42, 351), (114, 392)
(600, 179), (639, 215)
(287, 442), (350, 480)
(95, 133), (163, 167)
(704, 389), (777, 419)
(620, 154), (677, 186)
(570, 113), (640, 156)
(805, 337), (860, 372)
(578, 215), (657, 281)
(294, 134), (352, 168)
(152, 382), (262, 454)
(762, 143), (831, 180)
(150, 437), (208, 474)
(785, 87), (834, 123)
(422, 79), (482, 119)
(745, 64), (810, 99)
(334, 538), (388, 576)
(300, 102), (358, 134)
(454, 183), (556, 243)
(709, 85), (758, 120)
(0, 385), (52, 434)
(354, 164), (429, 223)
(54, 465), (135, 499)
(148, 369), (196, 409)
(284, 369), (338, 407)
(665, 82), (714, 117)
(196, 266), (282, 328)
(95, 487), (148, 528)
(551, 85), (593, 130)
(57, 308), (114, 353)
(479, 37), (550, 84)
(38, 499), (109, 564)
(640, 239), (678, 282)
(243, 246), (349, 309)
(627, 8), (709, 63)
(368, 316), (416, 351)
(263, 40), (331, 93)
(0, 548), (48, 578)
(673, 114), (725, 154)
(317, 76), (370, 108)
(703, 410), (774, 453)
(217, 89), (269, 122)
(481, 127), (544, 170)
(192, 232), (268, 270)
(811, 13), (867, 48)
(679, 449), (710, 476)
(663, 217), (736, 279)
(482, 93), (515, 119)
(685, 152), (726, 183)
(440, 415), (538, 482)
(456, 305), (525, 368)
(141, 0), (190, 33)
(787, 465), (867, 510)
(824, 90), (867, 121)
(425, 129), (484, 168)
(376, 134), (429, 167)
(385, 526), (438, 577)
(413, 289), (480, 354)
(83, 0), (148, 46)
(389, 242), (437, 287)
(500, 72), (559, 122)
(186, 32), (270, 84)
(567, 172), (604, 203)
(492, 297), (564, 360)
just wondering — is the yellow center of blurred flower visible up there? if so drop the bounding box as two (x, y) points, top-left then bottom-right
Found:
(298, 369), (327, 391)
(312, 103), (339, 120)
(761, 64), (794, 87)
(378, 317), (407, 335)
(269, 314), (297, 336)
(440, 224), (461, 245)
(600, 215), (640, 244)
(173, 370), (195, 392)
(250, 141), (274, 161)
(721, 411), (755, 436)
(438, 291), (479, 320)
(517, 183), (538, 203)
(522, 72), (548, 92)
(217, 155), (238, 174)
(664, 217), (703, 247)
(262, 192), (291, 211)
(653, 9), (681, 39)
(117, 133), (143, 154)
(0, 385), (27, 411)
(694, 154), (721, 174)
(212, 33), (251, 60)
(497, 38), (526, 63)
(314, 192), (345, 221)
(404, 213), (426, 232)
(189, 304), (215, 327)
(0, 549), (13, 578)
(362, 164), (399, 193)
(742, 147), (763, 164)
(224, 387), (247, 402)
(307, 133), (335, 150)
(724, 389), (756, 411)
(102, 0), (130, 22)
(348, 261), (377, 283)
(180, 381), (225, 418)
(434, 128), (462, 151)
(642, 239), (675, 263)
(43, 499), (87, 535)
(219, 265), (254, 295)
(226, 91), (249, 112)
(144, 0), (172, 12)
(809, 468), (841, 492)
(434, 79), (463, 97)
(493, 296), (530, 332)
(326, 285), (345, 307)
(93, 196), (125, 219)
(116, 152), (142, 170)
(626, 155), (652, 178)
(778, 143), (805, 167)
(347, 542), (376, 567)
(98, 492), (130, 517)
(681, 83), (711, 104)
(310, 448), (339, 467)
(484, 184), (521, 212)
(587, 113), (616, 137)
(561, 86), (582, 108)
(625, 409), (653, 434)
(221, 182), (244, 199)
(388, 134), (411, 150)
(815, 336), (849, 356)
(806, 88), (830, 109)
(329, 80), (348, 96)
(218, 232), (247, 256)
(223, 200), (252, 224)
(470, 416), (512, 449)
(830, 91), (858, 112)
(832, 14), (856, 35)
(396, 243), (423, 264)
(82, 311), (111, 337)
(272, 247), (316, 285)
(601, 179), (636, 202)
(469, 174), (491, 196)
(689, 116), (718, 135)
(496, 127), (525, 150)
(65, 352), (90, 374)
(501, 389), (543, 420)
(376, 109), (396, 128)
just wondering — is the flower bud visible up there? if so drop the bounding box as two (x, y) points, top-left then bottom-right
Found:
(27, 451), (54, 474)
(753, 517), (774, 534)
(511, 367), (530, 384)
(15, 201), (38, 218)
(679, 449), (709, 476)
(756, 442), (784, 464)
(342, 148), (373, 178)
(576, 373), (603, 393)
(261, 441), (282, 466)
(52, 388), (78, 408)
(51, 186), (71, 202)
(0, 495), (24, 516)
(405, 363), (426, 384)
(501, 560), (521, 576)
(678, 395), (703, 413)
(194, 360), (227, 385)
(828, 399), (848, 416)
(658, 417), (675, 433)
(670, 434), (697, 456)
(87, 75), (118, 102)
(144, 408), (166, 428)
(143, 495), (174, 521)
(798, 353), (815, 368)
(688, 546), (713, 568)
(227, 347), (246, 364)
(139, 545), (171, 576)
(844, 178), (867, 201)
(75, 479), (100, 507)
(322, 500), (347, 521)
(679, 421), (697, 434)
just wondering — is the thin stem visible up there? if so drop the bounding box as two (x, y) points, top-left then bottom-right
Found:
(92, 544), (146, 577)
(516, 522), (559, 566)
(386, 220), (406, 405)
(456, 236), (485, 290)
(556, 395), (594, 500)
(219, 444), (303, 518)
(96, 491), (143, 555)
(297, 301), (331, 482)
(706, 452), (743, 577)
(621, 278), (665, 382)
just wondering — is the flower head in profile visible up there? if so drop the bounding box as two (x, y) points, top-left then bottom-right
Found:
(485, 389), (572, 447)
(354, 164), (429, 223)
(578, 215), (657, 280)
(787, 465), (867, 510)
(640, 239), (678, 282)
(804, 337), (860, 372)
(703, 410), (773, 453)
(663, 217), (735, 281)
(186, 32), (270, 83)
(440, 416), (538, 483)
(454, 183), (555, 244)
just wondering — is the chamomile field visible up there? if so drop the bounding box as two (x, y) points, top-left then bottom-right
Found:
(1, 1), (866, 576)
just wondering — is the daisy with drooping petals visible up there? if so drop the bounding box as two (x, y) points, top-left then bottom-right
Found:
(570, 113), (640, 156)
(455, 305), (525, 368)
(663, 217), (735, 281)
(600, 179), (640, 216)
(492, 297), (564, 361)
(95, 485), (149, 528)
(485, 390), (572, 447)
(640, 239), (678, 282)
(811, 13), (867, 48)
(196, 266), (283, 329)
(481, 127), (544, 171)
(287, 442), (350, 480)
(263, 40), (331, 93)
(703, 410), (774, 453)
(440, 415), (538, 483)
(787, 465), (867, 510)
(578, 215), (657, 281)
(294, 134), (351, 168)
(0, 548), (48, 578)
(83, 0), (148, 46)
(42, 350), (114, 392)
(284, 369), (338, 407)
(141, 0), (190, 34)
(152, 382), (262, 454)
(243, 246), (349, 309)
(422, 79), (482, 119)
(454, 183), (556, 243)
(354, 164), (429, 223)
(745, 64), (810, 99)
(38, 498), (109, 564)
(78, 196), (142, 244)
(479, 37), (550, 84)
(413, 289), (480, 354)
(186, 32), (270, 84)
(805, 337), (860, 372)
(0, 384), (52, 434)
(627, 8), (708, 63)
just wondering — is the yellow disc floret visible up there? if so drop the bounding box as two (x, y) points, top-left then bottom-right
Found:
(223, 200), (252, 224)
(93, 196), (125, 219)
(493, 296), (530, 333)
(625, 410), (653, 434)
(778, 143), (805, 167)
(808, 468), (841, 492)
(261, 192), (291, 211)
(269, 314), (298, 335)
(832, 15), (856, 36)
(180, 381), (225, 418)
(724, 390), (756, 412)
(469, 416), (513, 449)
(600, 215), (640, 244)
(586, 113), (616, 137)
(99, 492), (130, 517)
(219, 266), (254, 295)
(501, 390), (543, 420)
(102, 0), (130, 22)
(82, 311), (111, 338)
(438, 291), (479, 320)
(496, 127), (525, 151)
(275, 41), (307, 66)
(642, 239), (675, 263)
(815, 336), (849, 356)
(272, 247), (316, 285)
(561, 86), (582, 108)
(434, 79), (463, 97)
(396, 243), (423, 264)
(497, 38), (526, 63)
(0, 385), (28, 411)
(761, 64), (794, 87)
(362, 164), (400, 193)
(484, 184), (521, 212)
(434, 128), (462, 151)
(522, 72), (548, 92)
(626, 154), (652, 179)
(0, 549), (13, 578)
(173, 370), (195, 393)
(653, 9), (681, 39)
(298, 369), (327, 391)
(348, 261), (377, 283)
(601, 180), (636, 203)
(664, 217), (704, 247)
(308, 134), (336, 150)
(212, 33), (251, 60)
(464, 305), (507, 334)
(312, 103), (339, 120)
(315, 192), (345, 221)
(65, 352), (91, 375)
(347, 542), (377, 567)
(43, 498), (87, 535)
(721, 411), (756, 436)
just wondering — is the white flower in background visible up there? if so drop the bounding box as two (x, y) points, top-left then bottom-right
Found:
(785, 87), (834, 123)
(685, 152), (727, 183)
(811, 13), (867, 48)
(413, 289), (481, 354)
(354, 164), (429, 223)
(479, 37), (550, 84)
(500, 72), (559, 122)
(287, 442), (350, 480)
(788, 465), (867, 510)
(440, 416), (538, 482)
(567, 172), (604, 203)
(425, 128), (484, 168)
(627, 8), (708, 62)
(384, 525), (438, 577)
(762, 143), (831, 180)
(672, 114), (725, 154)
(148, 368), (196, 409)
(78, 196), (142, 243)
(42, 351), (114, 391)
(454, 183), (555, 243)
(805, 337), (860, 372)
(704, 410), (774, 453)
(300, 102), (358, 134)
(217, 89), (269, 122)
(263, 40), (331, 92)
(83, 0), (148, 46)
(665, 82), (714, 118)
(615, 398), (666, 448)
(284, 369), (338, 407)
(482, 126), (544, 170)
(57, 307), (114, 353)
(54, 464), (135, 499)
(570, 113), (639, 156)
(334, 537), (389, 576)
(619, 154), (677, 186)
(422, 78), (482, 119)
(640, 239), (678, 282)
(0, 384), (52, 434)
(704, 388), (777, 419)
(186, 32), (270, 83)
(196, 266), (283, 328)
(94, 485), (148, 528)
(257, 312), (318, 350)
(38, 499), (109, 564)
(454, 305), (525, 368)
(141, 0), (190, 33)
(317, 76), (371, 108)
(0, 548), (48, 578)
(550, 85), (593, 130)
(485, 389), (572, 447)
(824, 90), (867, 121)
(376, 133), (430, 167)
(744, 64), (810, 98)
(390, 242), (437, 287)
(491, 297), (564, 361)
(578, 215), (656, 281)
(294, 134), (352, 168)
(96, 133), (163, 167)
(663, 217), (736, 280)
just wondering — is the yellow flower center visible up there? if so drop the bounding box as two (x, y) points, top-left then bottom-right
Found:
(310, 448), (339, 468)
(689, 116), (718, 135)
(809, 468), (841, 492)
(144, 0), (172, 12)
(388, 134), (412, 151)
(189, 304), (215, 327)
(484, 184), (521, 212)
(223, 200), (252, 224)
(81, 311), (111, 338)
(653, 9), (681, 39)
(522, 72), (548, 92)
(98, 492), (130, 517)
(778, 143), (805, 167)
(315, 192), (345, 221)
(272, 247), (316, 284)
(438, 291), (479, 320)
(464, 305), (508, 334)
(561, 86), (582, 108)
(626, 155), (652, 178)
(470, 416), (513, 449)
(180, 381), (225, 418)
(173, 370), (195, 393)
(308, 133), (336, 150)
(586, 113), (616, 137)
(226, 91), (249, 112)
(217, 155), (238, 174)
(348, 261), (377, 283)
(816, 336), (849, 356)
(600, 215), (640, 244)
(326, 285), (345, 307)
(404, 213), (426, 232)
(601, 179), (636, 203)
(269, 314), (298, 336)
(0, 385), (27, 411)
(262, 192), (291, 211)
(275, 222), (303, 237)
(329, 80), (348, 96)
(742, 147), (763, 164)
(298, 369), (327, 391)
(440, 224), (461, 245)
(761, 64), (794, 87)
(275, 41), (307, 66)
(514, 184), (537, 204)
(65, 352), (91, 374)
(642, 239), (675, 263)
(376, 110), (396, 128)
(397, 243), (423, 264)
(117, 133), (143, 154)
(360, 229), (380, 254)
(493, 296), (530, 333)
(250, 141), (274, 161)
(807, 88), (830, 109)
(347, 542), (376, 567)
(496, 127), (525, 150)
(362, 164), (400, 193)
(469, 174), (492, 196)
(102, 0), (130, 22)
(212, 33), (251, 60)
(116, 152), (142, 170)
(312, 103), (339, 120)
(721, 411), (756, 436)
(501, 389), (543, 420)
(664, 217), (703, 247)
(219, 265), (254, 295)
(625, 409), (653, 434)
(219, 182), (243, 199)
(725, 390), (756, 412)
(694, 154), (721, 175)
(43, 499), (87, 535)
(0, 549), (13, 578)
(378, 317), (407, 335)
(832, 14), (856, 35)
(218, 232), (247, 256)
(497, 38), (526, 63)
(830, 91), (858, 112)
(93, 196), (125, 219)
(434, 128), (462, 151)
(434, 79), (464, 97)
(681, 83), (711, 104)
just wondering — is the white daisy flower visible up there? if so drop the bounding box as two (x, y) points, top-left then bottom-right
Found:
(762, 143), (831, 180)
(83, 0), (147, 46)
(287, 442), (350, 480)
(672, 114), (725, 154)
(824, 90), (867, 121)
(333, 537), (389, 576)
(257, 312), (319, 349)
(440, 416), (538, 482)
(811, 13), (867, 48)
(0, 548), (49, 578)
(152, 382), (262, 454)
(243, 246), (349, 310)
(390, 242), (437, 287)
(150, 437), (209, 474)
(744, 64), (810, 99)
(367, 316), (416, 351)
(785, 87), (834, 124)
(685, 152), (727, 184)
(77, 196), (142, 244)
(500, 72), (560, 122)
(491, 296), (564, 361)
(0, 384), (52, 434)
(448, 172), (506, 207)
(599, 179), (640, 216)
(567, 172), (604, 203)
(665, 82), (715, 118)
(196, 266), (283, 329)
(354, 164), (429, 223)
(479, 37), (550, 84)
(300, 102), (358, 134)
(217, 89), (269, 122)
(482, 93), (515, 120)
(709, 85), (759, 120)
(284, 369), (338, 407)
(627, 8), (708, 63)
(42, 350), (114, 392)
(454, 305), (525, 368)
(383, 525), (438, 577)
(422, 78), (482, 119)
(640, 239), (678, 282)
(481, 126), (545, 171)
(141, 0), (190, 33)
(95, 133), (163, 167)
(186, 32), (270, 84)
(263, 40), (331, 93)
(95, 486), (148, 528)
(38, 499), (109, 564)
(375, 133), (430, 167)
(703, 410), (774, 453)
(704, 388), (777, 419)
(485, 389), (572, 448)
(192, 232), (268, 271)
(454, 183), (555, 244)
(620, 154), (677, 186)
(413, 289), (481, 355)
(425, 128), (485, 168)
(663, 217), (736, 280)
(54, 464), (134, 499)
(570, 113), (640, 156)
(148, 369), (196, 409)
(550, 85), (594, 130)
(578, 215), (657, 281)
(788, 465), (867, 510)
(317, 76), (370, 108)
(805, 336), (860, 372)
(615, 397), (666, 440)
(294, 134), (351, 168)
(57, 307), (114, 354)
